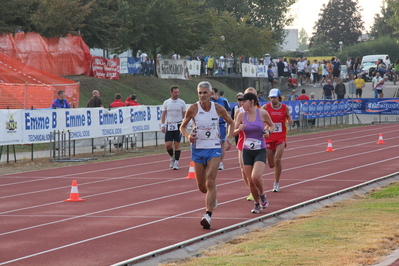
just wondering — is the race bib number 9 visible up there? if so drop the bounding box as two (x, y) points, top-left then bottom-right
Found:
(274, 122), (282, 133)
(197, 129), (216, 140)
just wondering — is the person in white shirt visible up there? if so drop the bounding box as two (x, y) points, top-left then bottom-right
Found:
(161, 85), (187, 170)
(311, 60), (319, 87)
(372, 72), (382, 99)
(140, 51), (148, 76)
(180, 81), (234, 229)
(296, 58), (307, 86)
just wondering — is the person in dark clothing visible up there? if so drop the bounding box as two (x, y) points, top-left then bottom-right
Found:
(335, 79), (346, 99)
(87, 90), (104, 107)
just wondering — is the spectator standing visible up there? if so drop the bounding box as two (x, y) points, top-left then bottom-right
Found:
(180, 81), (234, 229)
(347, 57), (354, 80)
(87, 90), (104, 108)
(297, 89), (310, 100)
(394, 59), (399, 85)
(372, 72), (382, 98)
(322, 79), (335, 100)
(126, 94), (140, 106)
(211, 88), (231, 170)
(354, 74), (365, 98)
(375, 76), (388, 98)
(354, 57), (361, 74)
(332, 57), (341, 84)
(277, 59), (285, 78)
(326, 60), (333, 81)
(262, 88), (293, 193)
(319, 60), (328, 87)
(267, 64), (278, 87)
(207, 56), (214, 77)
(308, 92), (316, 126)
(140, 51), (148, 76)
(297, 58), (306, 86)
(335, 79), (346, 99)
(290, 58), (297, 80)
(110, 93), (126, 108)
(51, 90), (71, 109)
(234, 93), (275, 213)
(161, 85), (186, 170)
(376, 59), (388, 77)
(263, 53), (271, 66)
(311, 59), (319, 87)
(257, 93), (266, 103)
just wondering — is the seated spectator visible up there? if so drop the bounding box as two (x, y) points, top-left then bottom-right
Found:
(110, 93), (127, 108)
(287, 77), (298, 88)
(125, 94), (140, 106)
(297, 89), (310, 100)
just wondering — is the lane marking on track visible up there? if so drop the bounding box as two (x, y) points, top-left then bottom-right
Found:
(2, 154), (399, 265)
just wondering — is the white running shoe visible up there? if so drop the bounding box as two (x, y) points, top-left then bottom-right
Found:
(273, 182), (280, 192)
(173, 160), (179, 170)
(218, 162), (224, 170)
(251, 203), (261, 214)
(200, 214), (211, 229)
(170, 157), (175, 168)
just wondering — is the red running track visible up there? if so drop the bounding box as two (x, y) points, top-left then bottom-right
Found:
(1, 124), (399, 265)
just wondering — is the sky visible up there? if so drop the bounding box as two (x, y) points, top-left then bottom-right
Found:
(287, 0), (385, 37)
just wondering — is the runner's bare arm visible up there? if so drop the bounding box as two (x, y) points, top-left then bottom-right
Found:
(180, 104), (198, 143)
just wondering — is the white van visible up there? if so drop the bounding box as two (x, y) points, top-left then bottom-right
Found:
(360, 54), (389, 81)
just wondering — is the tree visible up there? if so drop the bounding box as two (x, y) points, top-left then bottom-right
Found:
(387, 0), (399, 35)
(30, 0), (93, 37)
(309, 0), (364, 52)
(298, 27), (308, 51)
(205, 13), (274, 57)
(370, 1), (396, 39)
(0, 0), (40, 34)
(79, 0), (123, 51)
(117, 0), (212, 62)
(204, 0), (296, 45)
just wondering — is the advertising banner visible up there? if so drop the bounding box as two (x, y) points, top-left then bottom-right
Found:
(0, 109), (24, 145)
(241, 63), (257, 77)
(187, 60), (201, 76)
(302, 99), (349, 119)
(120, 57), (141, 75)
(86, 56), (120, 80)
(19, 106), (162, 144)
(156, 59), (190, 80)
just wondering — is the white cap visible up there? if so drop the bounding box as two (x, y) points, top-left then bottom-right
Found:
(269, 89), (281, 97)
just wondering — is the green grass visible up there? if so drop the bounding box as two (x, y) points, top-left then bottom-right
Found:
(164, 183), (399, 266)
(64, 75), (239, 107)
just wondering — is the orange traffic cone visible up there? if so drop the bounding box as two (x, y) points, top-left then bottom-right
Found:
(65, 180), (85, 202)
(185, 162), (196, 179)
(376, 133), (385, 144)
(325, 140), (334, 152)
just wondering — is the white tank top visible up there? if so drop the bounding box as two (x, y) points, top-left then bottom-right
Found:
(192, 102), (222, 149)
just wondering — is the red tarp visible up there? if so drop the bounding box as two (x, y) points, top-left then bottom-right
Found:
(0, 52), (80, 109)
(0, 32), (91, 76)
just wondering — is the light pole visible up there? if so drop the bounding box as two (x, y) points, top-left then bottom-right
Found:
(339, 41), (343, 53)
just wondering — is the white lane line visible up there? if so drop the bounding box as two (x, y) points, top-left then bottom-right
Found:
(2, 155), (399, 265)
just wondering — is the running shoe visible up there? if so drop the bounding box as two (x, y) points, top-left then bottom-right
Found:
(218, 162), (224, 170)
(213, 199), (218, 210)
(246, 193), (254, 201)
(200, 214), (211, 229)
(273, 182), (280, 192)
(251, 203), (261, 214)
(260, 193), (269, 208)
(170, 157), (175, 168)
(173, 160), (179, 170)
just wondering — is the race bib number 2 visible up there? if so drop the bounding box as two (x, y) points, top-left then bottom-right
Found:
(244, 138), (262, 150)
